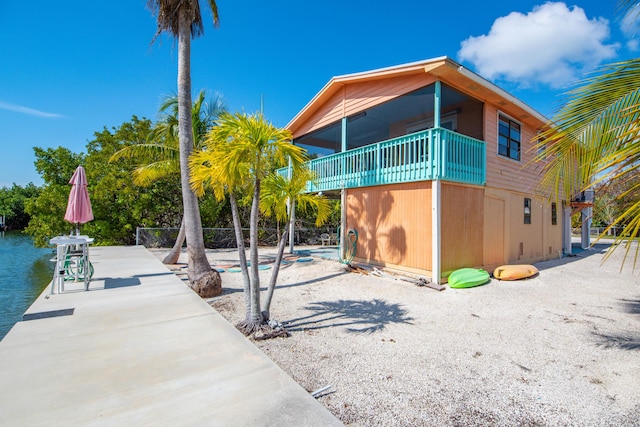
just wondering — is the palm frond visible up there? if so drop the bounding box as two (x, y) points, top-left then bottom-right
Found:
(133, 161), (180, 186)
(147, 0), (218, 41)
(536, 56), (640, 267)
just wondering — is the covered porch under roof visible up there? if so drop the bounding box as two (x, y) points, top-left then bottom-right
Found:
(280, 80), (487, 191)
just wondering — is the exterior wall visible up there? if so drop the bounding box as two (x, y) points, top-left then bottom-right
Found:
(293, 74), (437, 139)
(289, 60), (563, 278)
(441, 183), (484, 273)
(480, 103), (562, 269)
(483, 187), (562, 271)
(483, 105), (548, 196)
(483, 194), (506, 267)
(293, 93), (344, 140)
(346, 181), (432, 273)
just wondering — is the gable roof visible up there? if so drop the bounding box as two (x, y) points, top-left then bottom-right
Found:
(286, 56), (547, 135)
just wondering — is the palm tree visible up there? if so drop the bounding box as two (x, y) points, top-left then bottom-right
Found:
(536, 1), (640, 267)
(536, 71), (640, 265)
(147, 0), (221, 295)
(110, 90), (225, 264)
(259, 170), (331, 321)
(190, 111), (307, 334)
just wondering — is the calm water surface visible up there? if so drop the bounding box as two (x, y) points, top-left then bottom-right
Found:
(0, 231), (54, 340)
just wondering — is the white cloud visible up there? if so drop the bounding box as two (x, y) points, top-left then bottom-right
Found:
(0, 100), (64, 118)
(457, 2), (619, 88)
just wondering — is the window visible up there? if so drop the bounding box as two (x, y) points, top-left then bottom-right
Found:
(524, 198), (531, 224)
(498, 114), (521, 161)
(551, 202), (557, 225)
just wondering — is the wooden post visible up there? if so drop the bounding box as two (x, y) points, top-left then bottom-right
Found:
(432, 81), (442, 284)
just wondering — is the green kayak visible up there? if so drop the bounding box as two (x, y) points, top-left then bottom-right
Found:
(448, 268), (490, 288)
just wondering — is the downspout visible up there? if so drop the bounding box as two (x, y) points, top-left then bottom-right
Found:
(340, 116), (348, 260)
(432, 81), (442, 284)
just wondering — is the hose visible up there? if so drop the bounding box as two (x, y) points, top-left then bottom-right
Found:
(338, 227), (358, 265)
(63, 254), (94, 281)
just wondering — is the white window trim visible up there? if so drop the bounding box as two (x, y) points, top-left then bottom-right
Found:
(497, 111), (522, 163)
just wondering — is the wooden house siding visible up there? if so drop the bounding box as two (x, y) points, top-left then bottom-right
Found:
(483, 106), (548, 196)
(483, 194), (506, 268)
(483, 187), (563, 270)
(346, 181), (432, 272)
(286, 57), (562, 280)
(441, 183), (484, 272)
(292, 74), (437, 139)
(292, 92), (345, 139)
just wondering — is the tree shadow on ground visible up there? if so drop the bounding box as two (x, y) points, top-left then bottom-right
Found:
(284, 299), (414, 334)
(593, 297), (640, 351)
(535, 243), (609, 272)
(219, 272), (348, 295)
(593, 331), (640, 350)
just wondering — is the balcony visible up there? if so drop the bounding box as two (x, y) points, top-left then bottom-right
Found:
(570, 189), (595, 215)
(280, 128), (486, 192)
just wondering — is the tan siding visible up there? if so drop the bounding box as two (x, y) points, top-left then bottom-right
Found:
(440, 183), (484, 272)
(346, 182), (432, 272)
(484, 106), (549, 195)
(344, 74), (436, 118)
(484, 187), (563, 266)
(293, 74), (437, 139)
(288, 60), (564, 276)
(483, 195), (506, 269)
(293, 90), (345, 138)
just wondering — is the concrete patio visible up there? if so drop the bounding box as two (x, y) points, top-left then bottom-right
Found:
(0, 245), (341, 426)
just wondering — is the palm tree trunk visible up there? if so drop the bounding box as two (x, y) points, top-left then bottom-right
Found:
(261, 220), (290, 321)
(248, 178), (262, 324)
(162, 217), (186, 264)
(229, 193), (251, 319)
(177, 12), (219, 292)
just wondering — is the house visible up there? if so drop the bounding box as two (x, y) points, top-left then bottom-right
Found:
(284, 56), (580, 283)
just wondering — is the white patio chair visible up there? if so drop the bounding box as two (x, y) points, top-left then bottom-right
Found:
(320, 233), (332, 245)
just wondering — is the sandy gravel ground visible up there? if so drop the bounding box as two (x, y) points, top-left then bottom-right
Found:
(152, 243), (640, 426)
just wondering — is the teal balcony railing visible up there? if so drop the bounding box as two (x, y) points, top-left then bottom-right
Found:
(279, 128), (486, 192)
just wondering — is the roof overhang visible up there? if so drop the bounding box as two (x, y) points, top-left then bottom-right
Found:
(286, 56), (547, 134)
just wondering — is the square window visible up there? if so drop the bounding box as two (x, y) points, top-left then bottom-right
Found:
(498, 115), (521, 161)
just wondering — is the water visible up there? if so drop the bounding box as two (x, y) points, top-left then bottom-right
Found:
(0, 231), (54, 340)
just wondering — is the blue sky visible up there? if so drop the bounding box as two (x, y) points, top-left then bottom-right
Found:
(1, 0), (638, 187)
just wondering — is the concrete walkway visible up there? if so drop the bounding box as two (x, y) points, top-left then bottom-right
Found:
(0, 246), (342, 426)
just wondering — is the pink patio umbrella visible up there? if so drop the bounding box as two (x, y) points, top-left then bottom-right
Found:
(64, 165), (93, 234)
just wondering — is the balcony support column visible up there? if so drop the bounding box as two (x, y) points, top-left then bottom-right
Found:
(432, 81), (442, 284)
(434, 80), (441, 128)
(340, 117), (348, 260)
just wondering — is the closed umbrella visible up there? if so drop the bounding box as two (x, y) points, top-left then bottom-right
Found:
(64, 165), (93, 234)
